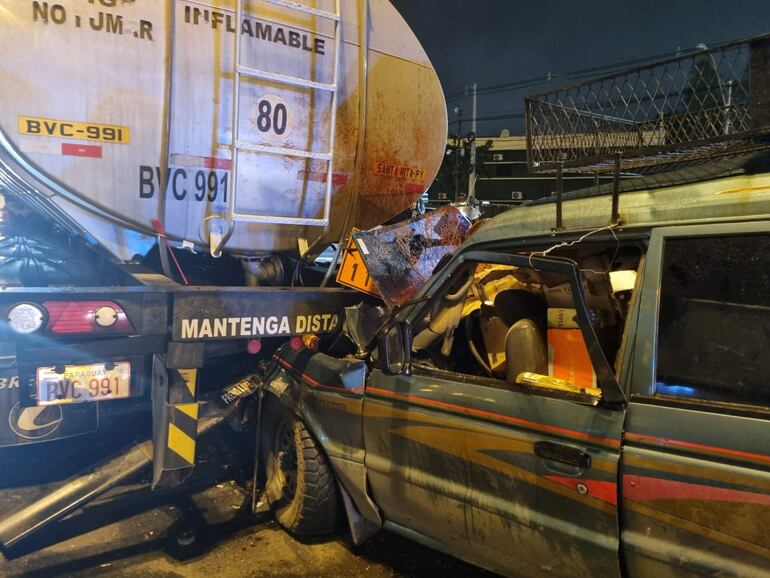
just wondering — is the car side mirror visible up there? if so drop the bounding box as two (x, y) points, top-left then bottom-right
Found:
(378, 322), (411, 375)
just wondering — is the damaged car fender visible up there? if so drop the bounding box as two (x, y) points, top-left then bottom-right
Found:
(263, 344), (382, 543)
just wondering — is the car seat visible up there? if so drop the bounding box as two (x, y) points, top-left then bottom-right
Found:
(504, 319), (548, 383)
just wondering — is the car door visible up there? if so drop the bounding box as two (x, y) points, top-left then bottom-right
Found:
(363, 251), (626, 578)
(622, 222), (770, 578)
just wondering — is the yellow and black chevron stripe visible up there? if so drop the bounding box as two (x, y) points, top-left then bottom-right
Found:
(165, 401), (199, 466)
(169, 368), (197, 405)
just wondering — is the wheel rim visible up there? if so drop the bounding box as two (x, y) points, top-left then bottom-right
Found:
(277, 421), (298, 496)
(268, 418), (298, 505)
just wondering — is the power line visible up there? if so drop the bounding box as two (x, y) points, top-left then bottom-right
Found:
(447, 112), (524, 130)
(445, 46), (697, 103)
(473, 112), (525, 123)
(558, 47), (686, 78)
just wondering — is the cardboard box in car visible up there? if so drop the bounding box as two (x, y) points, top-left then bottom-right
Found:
(547, 308), (597, 388)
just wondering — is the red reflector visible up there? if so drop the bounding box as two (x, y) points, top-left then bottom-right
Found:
(61, 143), (102, 158)
(203, 157), (233, 170)
(43, 301), (132, 334)
(404, 183), (425, 195)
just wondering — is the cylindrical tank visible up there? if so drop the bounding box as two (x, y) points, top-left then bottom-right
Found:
(0, 0), (446, 260)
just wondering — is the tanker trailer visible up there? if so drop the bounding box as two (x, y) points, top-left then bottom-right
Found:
(0, 1), (446, 541)
(0, 0), (447, 268)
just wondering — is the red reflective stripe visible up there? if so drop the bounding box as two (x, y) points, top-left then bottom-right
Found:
(61, 143), (102, 158)
(625, 432), (770, 466)
(299, 170), (351, 185)
(544, 475), (618, 506)
(623, 474), (770, 506)
(367, 386), (620, 448)
(203, 157), (232, 170)
(404, 183), (425, 194)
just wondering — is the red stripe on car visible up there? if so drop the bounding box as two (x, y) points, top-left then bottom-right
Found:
(625, 432), (770, 466)
(367, 386), (620, 448)
(544, 476), (618, 505)
(623, 474), (770, 506)
(273, 355), (363, 393)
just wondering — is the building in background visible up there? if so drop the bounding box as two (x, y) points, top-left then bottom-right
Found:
(427, 134), (628, 213)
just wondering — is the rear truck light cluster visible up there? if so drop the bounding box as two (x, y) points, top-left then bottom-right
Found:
(5, 301), (133, 335)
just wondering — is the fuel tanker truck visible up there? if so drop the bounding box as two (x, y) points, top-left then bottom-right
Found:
(0, 0), (447, 549)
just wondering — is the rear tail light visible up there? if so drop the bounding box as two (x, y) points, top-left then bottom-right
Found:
(42, 301), (133, 334)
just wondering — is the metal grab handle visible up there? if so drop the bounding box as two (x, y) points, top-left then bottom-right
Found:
(534, 441), (592, 469)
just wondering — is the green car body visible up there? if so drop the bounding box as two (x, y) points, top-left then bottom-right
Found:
(264, 164), (770, 578)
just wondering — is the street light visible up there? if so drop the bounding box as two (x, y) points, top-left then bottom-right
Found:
(453, 106), (463, 136)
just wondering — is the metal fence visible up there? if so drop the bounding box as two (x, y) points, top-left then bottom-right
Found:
(526, 34), (770, 174)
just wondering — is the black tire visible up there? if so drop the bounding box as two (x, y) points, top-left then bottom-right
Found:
(264, 411), (340, 537)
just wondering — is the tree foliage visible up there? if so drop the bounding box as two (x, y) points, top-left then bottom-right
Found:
(432, 137), (494, 201)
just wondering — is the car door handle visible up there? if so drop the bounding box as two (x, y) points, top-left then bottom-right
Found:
(534, 441), (592, 469)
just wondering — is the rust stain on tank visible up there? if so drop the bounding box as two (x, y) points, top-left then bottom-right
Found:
(354, 57), (446, 230)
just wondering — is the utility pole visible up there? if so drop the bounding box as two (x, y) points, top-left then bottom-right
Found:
(467, 83), (477, 202)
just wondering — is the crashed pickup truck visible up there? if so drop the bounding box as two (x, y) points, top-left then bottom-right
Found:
(256, 38), (770, 577)
(257, 155), (770, 578)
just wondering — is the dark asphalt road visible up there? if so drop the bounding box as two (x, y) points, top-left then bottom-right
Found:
(0, 423), (494, 577)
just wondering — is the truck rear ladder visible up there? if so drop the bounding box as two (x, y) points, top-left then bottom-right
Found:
(226, 0), (342, 232)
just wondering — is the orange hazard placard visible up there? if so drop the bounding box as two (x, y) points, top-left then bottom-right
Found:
(336, 232), (380, 297)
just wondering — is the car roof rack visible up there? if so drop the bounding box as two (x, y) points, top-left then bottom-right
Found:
(525, 33), (770, 229)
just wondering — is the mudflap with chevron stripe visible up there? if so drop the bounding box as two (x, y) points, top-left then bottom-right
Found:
(151, 352), (201, 490)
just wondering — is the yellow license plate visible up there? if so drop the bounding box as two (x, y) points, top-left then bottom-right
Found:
(18, 116), (130, 143)
(36, 362), (131, 405)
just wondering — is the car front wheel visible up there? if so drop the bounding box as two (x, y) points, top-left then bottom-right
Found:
(264, 412), (340, 537)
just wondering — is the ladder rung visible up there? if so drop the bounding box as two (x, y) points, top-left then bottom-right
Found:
(235, 141), (332, 161)
(261, 0), (340, 21)
(238, 66), (336, 92)
(231, 212), (329, 226)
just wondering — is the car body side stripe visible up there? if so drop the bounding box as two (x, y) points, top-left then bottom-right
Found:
(625, 432), (770, 466)
(623, 474), (770, 506)
(367, 386), (620, 448)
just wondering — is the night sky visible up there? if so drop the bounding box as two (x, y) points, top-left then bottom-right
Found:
(390, 0), (770, 136)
